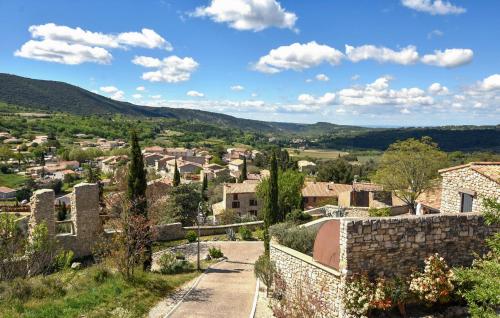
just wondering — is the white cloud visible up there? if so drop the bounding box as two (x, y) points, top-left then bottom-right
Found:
(230, 85), (245, 91)
(15, 23), (172, 65)
(136, 86), (146, 91)
(132, 94), (143, 99)
(298, 92), (336, 106)
(15, 39), (112, 65)
(151, 95), (162, 99)
(401, 0), (466, 15)
(428, 82), (449, 95)
(132, 55), (199, 83)
(192, 0), (297, 32)
(305, 78), (313, 83)
(254, 41), (344, 73)
(99, 86), (124, 101)
(351, 74), (360, 81)
(345, 45), (419, 65)
(427, 29), (444, 39)
(187, 90), (205, 97)
(315, 74), (329, 81)
(337, 76), (434, 107)
(100, 86), (120, 94)
(479, 74), (500, 91)
(421, 48), (473, 68)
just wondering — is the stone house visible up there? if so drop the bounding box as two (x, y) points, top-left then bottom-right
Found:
(302, 182), (352, 209)
(212, 181), (261, 218)
(165, 147), (195, 158)
(297, 160), (316, 174)
(0, 186), (17, 200)
(154, 155), (176, 172)
(439, 162), (500, 214)
(143, 153), (165, 167)
(228, 159), (244, 173)
(200, 163), (229, 181)
(166, 159), (202, 177)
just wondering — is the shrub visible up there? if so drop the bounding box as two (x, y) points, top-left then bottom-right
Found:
(218, 209), (240, 225)
(185, 230), (197, 243)
(254, 254), (275, 296)
(208, 247), (224, 259)
(285, 209), (312, 224)
(254, 228), (264, 241)
(158, 252), (193, 274)
(409, 253), (454, 304)
(52, 250), (74, 271)
(368, 207), (391, 217)
(226, 228), (236, 241)
(239, 226), (252, 240)
(93, 267), (111, 283)
(269, 223), (317, 255)
(2, 278), (33, 301)
(343, 275), (374, 317)
(32, 276), (66, 299)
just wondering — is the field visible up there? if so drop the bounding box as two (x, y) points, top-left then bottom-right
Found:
(286, 148), (348, 160)
(0, 173), (27, 189)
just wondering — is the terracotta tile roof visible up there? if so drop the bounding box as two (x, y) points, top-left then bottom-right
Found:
(301, 182), (352, 197)
(352, 182), (383, 192)
(0, 186), (16, 193)
(439, 162), (500, 184)
(224, 182), (258, 194)
(416, 187), (442, 211)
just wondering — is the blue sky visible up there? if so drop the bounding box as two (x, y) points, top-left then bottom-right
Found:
(1, 0), (499, 126)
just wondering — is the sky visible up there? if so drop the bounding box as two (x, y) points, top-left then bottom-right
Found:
(0, 0), (499, 126)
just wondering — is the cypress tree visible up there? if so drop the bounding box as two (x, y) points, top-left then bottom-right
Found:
(264, 152), (279, 254)
(127, 130), (147, 215)
(239, 157), (248, 182)
(127, 130), (152, 271)
(201, 173), (208, 201)
(173, 159), (181, 186)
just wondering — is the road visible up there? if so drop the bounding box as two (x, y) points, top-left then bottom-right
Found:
(168, 241), (264, 318)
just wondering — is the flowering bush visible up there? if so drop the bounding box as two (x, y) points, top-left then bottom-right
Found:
(343, 276), (374, 317)
(372, 278), (393, 310)
(409, 253), (454, 304)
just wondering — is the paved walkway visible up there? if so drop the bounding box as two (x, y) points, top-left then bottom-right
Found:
(167, 241), (264, 318)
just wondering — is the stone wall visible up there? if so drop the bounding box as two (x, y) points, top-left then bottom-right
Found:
(270, 243), (344, 317)
(154, 220), (264, 241)
(441, 167), (500, 214)
(29, 189), (56, 240)
(343, 213), (498, 277)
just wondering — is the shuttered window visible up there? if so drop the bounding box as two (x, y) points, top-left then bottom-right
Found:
(460, 193), (473, 213)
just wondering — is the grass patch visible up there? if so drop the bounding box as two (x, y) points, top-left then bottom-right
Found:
(0, 173), (26, 189)
(0, 266), (198, 318)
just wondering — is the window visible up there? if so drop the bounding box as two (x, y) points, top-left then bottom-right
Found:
(232, 201), (240, 209)
(233, 193), (239, 200)
(460, 193), (473, 213)
(249, 199), (257, 206)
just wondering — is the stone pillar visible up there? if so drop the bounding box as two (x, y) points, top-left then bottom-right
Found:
(71, 183), (102, 256)
(29, 189), (56, 240)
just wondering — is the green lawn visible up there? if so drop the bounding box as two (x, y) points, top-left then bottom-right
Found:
(0, 173), (27, 189)
(0, 266), (199, 318)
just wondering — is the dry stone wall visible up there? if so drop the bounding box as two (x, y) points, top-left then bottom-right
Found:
(29, 189), (56, 240)
(441, 167), (499, 214)
(270, 243), (344, 317)
(343, 213), (498, 277)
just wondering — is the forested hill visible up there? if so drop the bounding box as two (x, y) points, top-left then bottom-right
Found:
(0, 73), (357, 134)
(0, 73), (498, 151)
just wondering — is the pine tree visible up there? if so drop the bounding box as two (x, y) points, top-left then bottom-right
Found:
(264, 151), (279, 254)
(127, 130), (147, 215)
(239, 157), (248, 182)
(173, 159), (181, 186)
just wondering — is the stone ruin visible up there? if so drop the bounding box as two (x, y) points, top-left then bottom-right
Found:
(28, 183), (103, 258)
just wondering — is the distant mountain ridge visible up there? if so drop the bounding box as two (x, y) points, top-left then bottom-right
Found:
(0, 73), (361, 134)
(0, 73), (498, 151)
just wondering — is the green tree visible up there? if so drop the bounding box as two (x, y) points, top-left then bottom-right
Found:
(317, 159), (354, 183)
(84, 164), (101, 183)
(374, 137), (447, 214)
(126, 130), (151, 270)
(257, 169), (304, 222)
(173, 159), (181, 187)
(262, 152), (279, 254)
(239, 157), (248, 182)
(164, 184), (202, 225)
(201, 173), (208, 201)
